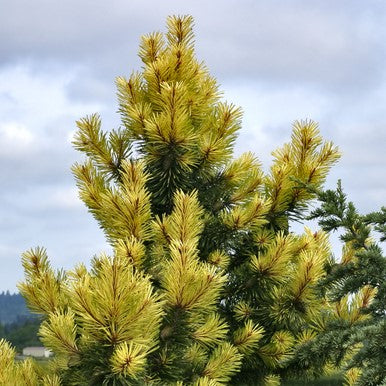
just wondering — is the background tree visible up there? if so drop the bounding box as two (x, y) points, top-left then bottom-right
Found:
(1, 16), (343, 385)
(287, 182), (385, 386)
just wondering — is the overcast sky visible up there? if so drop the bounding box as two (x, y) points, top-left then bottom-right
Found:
(0, 0), (385, 292)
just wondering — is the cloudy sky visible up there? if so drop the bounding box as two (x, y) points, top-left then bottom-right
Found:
(1, 0), (385, 292)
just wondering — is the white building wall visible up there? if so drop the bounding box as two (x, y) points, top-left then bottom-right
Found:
(22, 346), (52, 357)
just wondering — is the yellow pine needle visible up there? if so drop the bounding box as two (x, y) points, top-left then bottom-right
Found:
(265, 163), (295, 213)
(267, 120), (340, 215)
(222, 152), (258, 183)
(230, 167), (264, 204)
(73, 160), (152, 242)
(151, 214), (172, 246)
(193, 377), (221, 386)
(184, 343), (208, 367)
(233, 301), (254, 322)
(250, 232), (295, 283)
(340, 242), (357, 265)
(18, 358), (40, 386)
(11, 15), (349, 385)
(334, 295), (351, 321)
(263, 374), (281, 386)
(69, 254), (163, 345)
(254, 228), (275, 250)
(233, 320), (265, 355)
(18, 248), (66, 315)
(166, 15), (195, 48)
(309, 312), (330, 332)
(120, 159), (149, 194)
(139, 31), (165, 64)
(272, 330), (295, 352)
(146, 82), (193, 142)
(163, 256), (225, 311)
(202, 343), (242, 383)
(72, 160), (105, 210)
(169, 190), (204, 244)
(291, 120), (323, 165)
(222, 153), (264, 205)
(0, 340), (42, 385)
(344, 367), (361, 386)
(221, 194), (269, 230)
(348, 286), (377, 324)
(116, 73), (151, 138)
(289, 251), (325, 303)
(334, 286), (377, 325)
(110, 342), (147, 378)
(356, 285), (377, 309)
(199, 132), (232, 166)
(258, 331), (294, 367)
(207, 250), (230, 270)
(296, 329), (317, 345)
(192, 314), (228, 347)
(114, 236), (146, 268)
(73, 114), (114, 174)
(198, 103), (242, 165)
(293, 228), (331, 263)
(0, 339), (16, 379)
(39, 310), (78, 356)
(41, 375), (62, 386)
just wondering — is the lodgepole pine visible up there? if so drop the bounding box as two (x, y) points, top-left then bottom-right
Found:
(1, 16), (344, 385)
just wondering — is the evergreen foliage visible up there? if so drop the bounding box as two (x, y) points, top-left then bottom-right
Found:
(0, 16), (355, 385)
(288, 182), (385, 386)
(0, 339), (60, 386)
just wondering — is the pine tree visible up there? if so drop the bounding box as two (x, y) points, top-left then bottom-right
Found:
(288, 182), (385, 386)
(1, 16), (342, 385)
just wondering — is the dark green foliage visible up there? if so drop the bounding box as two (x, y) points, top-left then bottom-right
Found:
(364, 207), (386, 242)
(292, 180), (386, 385)
(346, 321), (386, 386)
(283, 375), (343, 386)
(308, 180), (385, 315)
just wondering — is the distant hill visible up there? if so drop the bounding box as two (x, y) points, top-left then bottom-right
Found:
(0, 292), (34, 325)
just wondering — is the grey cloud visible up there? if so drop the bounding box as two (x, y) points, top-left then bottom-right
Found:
(1, 0), (385, 95)
(0, 0), (385, 291)
(0, 207), (109, 292)
(226, 78), (386, 215)
(0, 126), (77, 190)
